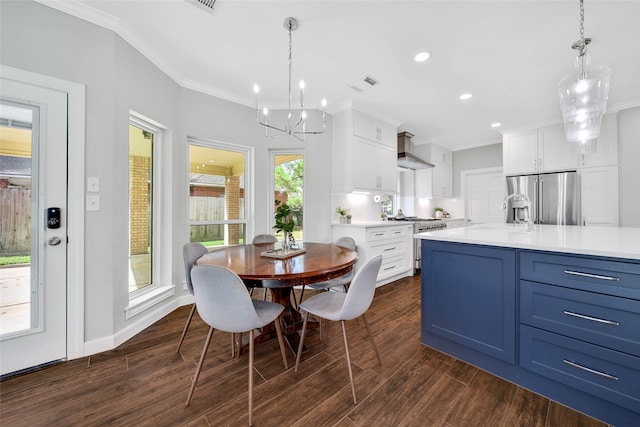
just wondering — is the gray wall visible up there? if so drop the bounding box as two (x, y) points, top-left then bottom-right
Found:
(618, 106), (640, 227)
(1, 0), (333, 344)
(452, 143), (503, 196)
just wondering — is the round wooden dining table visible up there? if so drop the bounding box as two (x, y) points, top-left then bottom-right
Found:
(196, 242), (358, 354)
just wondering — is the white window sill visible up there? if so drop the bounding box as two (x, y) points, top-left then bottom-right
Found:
(125, 285), (175, 320)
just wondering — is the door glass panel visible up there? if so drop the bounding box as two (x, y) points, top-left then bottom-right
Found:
(0, 102), (37, 336)
(189, 144), (246, 246)
(128, 124), (153, 293)
(274, 154), (303, 242)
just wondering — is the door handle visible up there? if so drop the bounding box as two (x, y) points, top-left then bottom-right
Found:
(48, 236), (62, 246)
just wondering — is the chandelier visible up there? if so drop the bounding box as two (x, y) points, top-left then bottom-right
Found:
(558, 0), (611, 153)
(253, 17), (326, 141)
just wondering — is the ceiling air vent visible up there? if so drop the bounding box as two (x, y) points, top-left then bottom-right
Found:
(185, 0), (216, 14)
(349, 75), (378, 92)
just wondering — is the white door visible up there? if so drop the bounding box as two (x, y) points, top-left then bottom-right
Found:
(0, 79), (68, 376)
(462, 168), (505, 224)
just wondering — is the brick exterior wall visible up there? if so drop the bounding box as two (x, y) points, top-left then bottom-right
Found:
(226, 175), (241, 244)
(130, 155), (150, 255)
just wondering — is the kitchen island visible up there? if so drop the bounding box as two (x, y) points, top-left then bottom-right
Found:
(416, 224), (640, 426)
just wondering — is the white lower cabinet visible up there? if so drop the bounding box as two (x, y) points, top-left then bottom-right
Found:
(580, 165), (619, 226)
(332, 224), (414, 286)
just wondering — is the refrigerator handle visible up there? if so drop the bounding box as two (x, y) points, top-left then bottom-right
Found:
(539, 177), (544, 224)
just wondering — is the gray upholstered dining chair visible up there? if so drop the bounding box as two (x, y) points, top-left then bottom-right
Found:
(176, 242), (209, 353)
(185, 265), (289, 426)
(294, 255), (383, 405)
(296, 237), (357, 307)
(251, 234), (278, 300)
(251, 234), (278, 244)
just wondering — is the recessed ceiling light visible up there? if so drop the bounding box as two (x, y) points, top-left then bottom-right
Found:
(459, 93), (472, 100)
(491, 122), (501, 128)
(414, 51), (432, 62)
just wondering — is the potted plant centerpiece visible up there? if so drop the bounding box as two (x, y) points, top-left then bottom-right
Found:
(274, 200), (296, 251)
(435, 207), (444, 219)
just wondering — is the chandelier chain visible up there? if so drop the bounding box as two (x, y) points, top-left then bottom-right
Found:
(579, 0), (585, 44)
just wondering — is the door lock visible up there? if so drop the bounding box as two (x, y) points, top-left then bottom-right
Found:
(48, 236), (62, 246)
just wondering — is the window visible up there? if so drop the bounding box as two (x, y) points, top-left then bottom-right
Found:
(189, 140), (251, 247)
(272, 152), (304, 242)
(128, 121), (156, 295)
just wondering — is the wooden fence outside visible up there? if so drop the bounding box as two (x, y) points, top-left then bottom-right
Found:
(189, 196), (244, 242)
(0, 188), (31, 255)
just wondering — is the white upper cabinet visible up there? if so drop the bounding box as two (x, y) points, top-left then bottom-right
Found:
(580, 114), (618, 168)
(333, 109), (398, 193)
(426, 143), (453, 166)
(503, 124), (577, 175)
(353, 111), (396, 148)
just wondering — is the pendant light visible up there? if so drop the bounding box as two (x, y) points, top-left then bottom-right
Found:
(253, 17), (326, 142)
(558, 0), (611, 153)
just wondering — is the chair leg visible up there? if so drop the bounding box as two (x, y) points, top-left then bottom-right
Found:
(248, 329), (254, 426)
(361, 313), (381, 365)
(186, 326), (215, 406)
(231, 334), (235, 358)
(294, 311), (310, 372)
(273, 316), (289, 370)
(176, 304), (197, 353)
(341, 320), (357, 405)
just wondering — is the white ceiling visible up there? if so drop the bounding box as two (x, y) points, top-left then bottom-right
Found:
(38, 0), (640, 151)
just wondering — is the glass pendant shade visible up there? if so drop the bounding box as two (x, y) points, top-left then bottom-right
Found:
(558, 52), (611, 149)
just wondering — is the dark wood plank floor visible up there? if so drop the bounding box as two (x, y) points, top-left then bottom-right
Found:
(0, 275), (610, 426)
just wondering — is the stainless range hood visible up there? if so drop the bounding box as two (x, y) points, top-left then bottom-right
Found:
(397, 132), (434, 170)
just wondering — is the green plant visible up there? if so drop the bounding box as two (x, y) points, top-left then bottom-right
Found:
(435, 207), (444, 212)
(336, 206), (350, 217)
(274, 200), (295, 236)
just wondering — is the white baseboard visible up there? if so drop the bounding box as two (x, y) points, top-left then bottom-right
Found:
(82, 294), (195, 357)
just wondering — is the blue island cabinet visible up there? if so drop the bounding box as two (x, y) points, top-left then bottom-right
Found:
(421, 240), (640, 427)
(421, 241), (516, 363)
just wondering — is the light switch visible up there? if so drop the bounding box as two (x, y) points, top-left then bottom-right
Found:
(87, 177), (100, 192)
(86, 194), (100, 211)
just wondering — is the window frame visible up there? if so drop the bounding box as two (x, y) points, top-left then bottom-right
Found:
(269, 149), (305, 241)
(187, 137), (254, 247)
(128, 114), (163, 301)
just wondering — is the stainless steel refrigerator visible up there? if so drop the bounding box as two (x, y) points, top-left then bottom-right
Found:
(505, 171), (580, 225)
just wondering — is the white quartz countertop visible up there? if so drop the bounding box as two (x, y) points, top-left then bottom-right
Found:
(415, 223), (640, 261)
(332, 221), (414, 228)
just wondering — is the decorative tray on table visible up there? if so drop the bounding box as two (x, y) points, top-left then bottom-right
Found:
(260, 247), (306, 259)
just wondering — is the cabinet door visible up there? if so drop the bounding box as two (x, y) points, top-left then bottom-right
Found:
(429, 144), (453, 166)
(580, 165), (619, 226)
(353, 111), (379, 142)
(377, 145), (397, 192)
(422, 241), (516, 363)
(539, 125), (578, 172)
(414, 168), (433, 198)
(581, 114), (618, 167)
(377, 120), (397, 148)
(503, 131), (538, 175)
(354, 138), (380, 190)
(432, 164), (452, 197)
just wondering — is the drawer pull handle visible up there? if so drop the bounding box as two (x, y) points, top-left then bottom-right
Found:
(562, 359), (619, 381)
(374, 233), (385, 236)
(563, 270), (620, 282)
(383, 266), (396, 271)
(563, 310), (620, 326)
(383, 247), (396, 252)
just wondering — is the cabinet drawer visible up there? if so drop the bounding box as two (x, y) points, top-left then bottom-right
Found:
(520, 325), (640, 413)
(377, 255), (408, 281)
(521, 281), (640, 356)
(366, 226), (408, 242)
(521, 251), (640, 299)
(369, 239), (406, 259)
